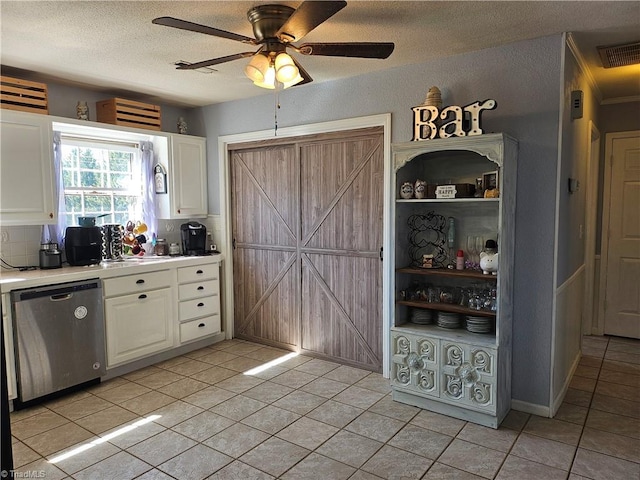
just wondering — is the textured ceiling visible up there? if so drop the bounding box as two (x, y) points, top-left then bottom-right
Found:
(1, 1), (639, 107)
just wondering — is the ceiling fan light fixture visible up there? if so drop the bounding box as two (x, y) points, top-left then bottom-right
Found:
(253, 64), (277, 89)
(244, 53), (270, 83)
(274, 52), (299, 83)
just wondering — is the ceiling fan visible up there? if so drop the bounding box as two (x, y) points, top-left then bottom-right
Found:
(152, 1), (394, 89)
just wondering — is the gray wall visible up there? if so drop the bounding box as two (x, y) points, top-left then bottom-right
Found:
(198, 34), (564, 406)
(557, 43), (600, 285)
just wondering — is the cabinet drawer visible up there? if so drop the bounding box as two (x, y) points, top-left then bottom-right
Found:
(180, 315), (220, 343)
(178, 279), (219, 301)
(178, 263), (218, 284)
(103, 270), (171, 297)
(179, 295), (220, 321)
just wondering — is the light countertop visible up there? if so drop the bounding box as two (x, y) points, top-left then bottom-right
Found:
(0, 254), (223, 293)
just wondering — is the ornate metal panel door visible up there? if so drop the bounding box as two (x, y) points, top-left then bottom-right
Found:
(440, 340), (496, 412)
(390, 330), (438, 396)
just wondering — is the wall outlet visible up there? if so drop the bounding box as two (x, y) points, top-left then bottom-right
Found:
(166, 223), (175, 232)
(1, 230), (8, 242)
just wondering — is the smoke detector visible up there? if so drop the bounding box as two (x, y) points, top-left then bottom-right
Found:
(597, 41), (640, 68)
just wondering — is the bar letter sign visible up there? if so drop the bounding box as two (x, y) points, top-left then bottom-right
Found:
(412, 99), (497, 141)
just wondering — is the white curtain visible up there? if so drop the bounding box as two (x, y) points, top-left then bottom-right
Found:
(46, 131), (67, 247)
(139, 141), (157, 241)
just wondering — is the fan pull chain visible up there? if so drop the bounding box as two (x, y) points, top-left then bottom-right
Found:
(273, 85), (281, 136)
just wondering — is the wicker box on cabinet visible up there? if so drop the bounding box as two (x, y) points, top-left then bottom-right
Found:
(0, 76), (49, 114)
(96, 97), (161, 131)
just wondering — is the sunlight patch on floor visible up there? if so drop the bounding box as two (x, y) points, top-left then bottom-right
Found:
(48, 414), (161, 464)
(243, 352), (299, 376)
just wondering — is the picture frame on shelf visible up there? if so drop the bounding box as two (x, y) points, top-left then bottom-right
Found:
(482, 170), (498, 191)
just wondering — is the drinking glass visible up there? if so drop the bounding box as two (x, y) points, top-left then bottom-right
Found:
(466, 236), (476, 265)
(475, 236), (484, 264)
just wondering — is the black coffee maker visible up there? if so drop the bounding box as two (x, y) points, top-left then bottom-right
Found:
(180, 222), (207, 255)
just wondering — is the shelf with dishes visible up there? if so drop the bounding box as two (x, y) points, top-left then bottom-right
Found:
(397, 300), (496, 318)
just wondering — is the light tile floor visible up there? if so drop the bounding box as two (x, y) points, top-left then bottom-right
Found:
(9, 335), (640, 479)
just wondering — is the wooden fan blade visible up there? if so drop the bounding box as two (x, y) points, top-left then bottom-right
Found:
(276, 1), (347, 43)
(298, 42), (395, 59)
(176, 52), (256, 70)
(152, 16), (255, 44)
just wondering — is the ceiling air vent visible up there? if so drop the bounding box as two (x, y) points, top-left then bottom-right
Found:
(597, 41), (640, 68)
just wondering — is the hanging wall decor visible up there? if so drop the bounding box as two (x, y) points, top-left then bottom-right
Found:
(153, 163), (167, 194)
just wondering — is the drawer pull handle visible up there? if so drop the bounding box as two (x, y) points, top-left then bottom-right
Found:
(198, 323), (206, 328)
(197, 286), (204, 291)
(136, 279), (145, 284)
(196, 269), (204, 274)
(197, 302), (205, 307)
(138, 294), (147, 300)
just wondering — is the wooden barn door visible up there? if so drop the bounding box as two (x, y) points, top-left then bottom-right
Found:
(230, 127), (384, 370)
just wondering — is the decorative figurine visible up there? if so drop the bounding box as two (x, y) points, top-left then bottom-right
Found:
(177, 117), (188, 134)
(76, 101), (89, 120)
(400, 181), (414, 199)
(423, 86), (442, 108)
(479, 239), (499, 275)
(414, 179), (427, 199)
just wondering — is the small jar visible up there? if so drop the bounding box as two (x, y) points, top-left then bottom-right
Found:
(155, 239), (168, 256)
(169, 242), (181, 256)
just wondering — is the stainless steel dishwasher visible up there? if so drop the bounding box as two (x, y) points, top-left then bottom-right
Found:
(11, 279), (106, 403)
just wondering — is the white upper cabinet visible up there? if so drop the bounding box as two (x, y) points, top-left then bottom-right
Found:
(0, 110), (56, 225)
(156, 134), (208, 219)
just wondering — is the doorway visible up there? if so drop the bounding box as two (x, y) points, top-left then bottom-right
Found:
(599, 131), (640, 339)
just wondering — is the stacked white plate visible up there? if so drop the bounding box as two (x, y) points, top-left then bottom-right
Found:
(465, 315), (493, 334)
(436, 311), (462, 329)
(411, 309), (433, 325)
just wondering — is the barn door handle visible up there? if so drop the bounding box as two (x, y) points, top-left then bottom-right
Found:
(379, 247), (383, 261)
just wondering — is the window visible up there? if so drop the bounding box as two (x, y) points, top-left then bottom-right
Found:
(61, 137), (142, 226)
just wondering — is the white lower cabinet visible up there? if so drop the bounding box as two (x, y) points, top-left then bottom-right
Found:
(177, 263), (221, 344)
(104, 272), (174, 367)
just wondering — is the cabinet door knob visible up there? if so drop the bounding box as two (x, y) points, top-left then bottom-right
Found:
(197, 286), (204, 291)
(197, 302), (205, 307)
(138, 294), (147, 300)
(198, 323), (206, 328)
(136, 279), (145, 284)
(49, 212), (54, 218)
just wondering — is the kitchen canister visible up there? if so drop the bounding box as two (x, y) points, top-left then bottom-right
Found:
(169, 242), (181, 256)
(154, 239), (169, 256)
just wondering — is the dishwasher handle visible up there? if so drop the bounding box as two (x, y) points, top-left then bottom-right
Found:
(50, 293), (73, 302)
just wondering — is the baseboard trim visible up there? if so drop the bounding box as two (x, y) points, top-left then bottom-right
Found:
(511, 399), (551, 418)
(551, 349), (581, 417)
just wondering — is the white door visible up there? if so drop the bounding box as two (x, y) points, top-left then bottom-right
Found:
(602, 131), (640, 339)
